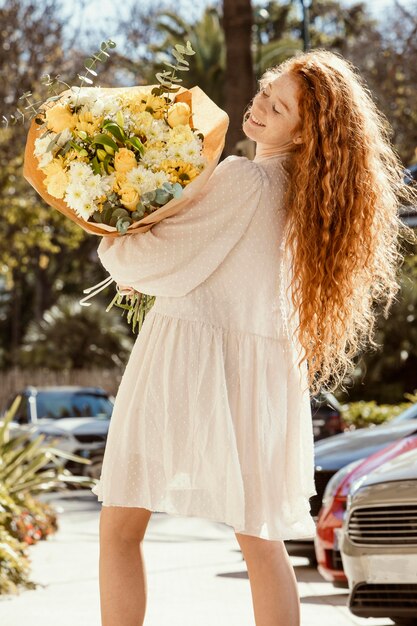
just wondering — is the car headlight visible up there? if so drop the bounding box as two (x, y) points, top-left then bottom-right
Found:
(321, 458), (364, 507)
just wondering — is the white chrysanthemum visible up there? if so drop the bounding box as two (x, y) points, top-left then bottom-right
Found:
(64, 184), (97, 220)
(34, 135), (54, 158)
(168, 125), (195, 145)
(55, 128), (73, 147)
(67, 161), (93, 185)
(125, 165), (168, 194)
(152, 170), (171, 188)
(141, 147), (170, 167)
(166, 141), (205, 166)
(90, 98), (105, 117)
(68, 86), (99, 107)
(38, 151), (54, 168)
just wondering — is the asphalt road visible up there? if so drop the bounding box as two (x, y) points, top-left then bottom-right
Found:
(0, 490), (395, 626)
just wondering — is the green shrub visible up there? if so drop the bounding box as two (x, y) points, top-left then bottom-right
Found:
(340, 390), (417, 429)
(0, 396), (94, 594)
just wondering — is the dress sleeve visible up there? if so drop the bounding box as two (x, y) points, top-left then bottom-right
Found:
(96, 155), (264, 297)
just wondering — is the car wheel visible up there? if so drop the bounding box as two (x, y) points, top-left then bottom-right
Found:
(308, 554), (318, 567)
(390, 618), (417, 626)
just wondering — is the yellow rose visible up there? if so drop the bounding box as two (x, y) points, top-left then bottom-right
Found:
(114, 148), (137, 174)
(45, 168), (69, 199)
(119, 186), (140, 211)
(45, 104), (76, 133)
(167, 102), (191, 128)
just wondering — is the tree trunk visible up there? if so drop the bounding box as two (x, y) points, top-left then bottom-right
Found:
(222, 0), (255, 156)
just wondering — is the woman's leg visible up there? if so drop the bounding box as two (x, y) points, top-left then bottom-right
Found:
(99, 506), (153, 626)
(235, 532), (300, 626)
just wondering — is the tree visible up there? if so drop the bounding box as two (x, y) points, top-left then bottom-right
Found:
(19, 296), (133, 370)
(222, 0), (255, 155)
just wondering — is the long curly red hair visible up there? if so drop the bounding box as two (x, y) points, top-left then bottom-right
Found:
(256, 49), (417, 395)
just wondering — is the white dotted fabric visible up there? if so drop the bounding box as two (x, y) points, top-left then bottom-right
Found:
(91, 154), (318, 541)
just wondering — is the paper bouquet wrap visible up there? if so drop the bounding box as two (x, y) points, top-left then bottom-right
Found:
(23, 85), (229, 237)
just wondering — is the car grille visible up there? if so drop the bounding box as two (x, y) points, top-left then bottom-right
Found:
(309, 470), (337, 517)
(347, 504), (417, 546)
(73, 434), (106, 444)
(350, 583), (417, 617)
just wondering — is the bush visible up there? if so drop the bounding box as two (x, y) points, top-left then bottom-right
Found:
(340, 390), (417, 429)
(0, 396), (94, 595)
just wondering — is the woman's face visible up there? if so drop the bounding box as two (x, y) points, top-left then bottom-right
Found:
(243, 72), (302, 147)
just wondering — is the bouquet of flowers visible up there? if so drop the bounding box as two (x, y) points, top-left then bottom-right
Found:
(17, 39), (229, 331)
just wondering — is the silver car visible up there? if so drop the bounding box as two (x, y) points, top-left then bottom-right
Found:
(339, 447), (417, 626)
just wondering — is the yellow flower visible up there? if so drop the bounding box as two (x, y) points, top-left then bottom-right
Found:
(168, 125), (195, 145)
(167, 102), (191, 128)
(75, 110), (103, 136)
(141, 93), (168, 119)
(45, 104), (77, 133)
(43, 160), (69, 199)
(159, 159), (199, 186)
(119, 185), (140, 211)
(131, 111), (154, 133)
(114, 148), (137, 174)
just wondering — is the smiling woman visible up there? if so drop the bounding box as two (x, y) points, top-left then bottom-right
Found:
(243, 72), (303, 158)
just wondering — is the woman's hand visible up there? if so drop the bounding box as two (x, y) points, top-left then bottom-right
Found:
(116, 284), (136, 296)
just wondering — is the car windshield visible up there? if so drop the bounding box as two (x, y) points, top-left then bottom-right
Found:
(35, 391), (113, 420)
(390, 403), (417, 423)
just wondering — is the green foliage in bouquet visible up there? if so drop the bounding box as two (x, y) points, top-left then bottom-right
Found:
(2, 40), (117, 128)
(152, 40), (196, 96)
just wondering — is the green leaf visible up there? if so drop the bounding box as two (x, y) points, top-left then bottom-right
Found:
(155, 188), (171, 204)
(172, 182), (183, 198)
(116, 217), (131, 234)
(78, 74), (94, 85)
(126, 136), (144, 155)
(91, 155), (100, 175)
(103, 122), (125, 142)
(91, 134), (118, 151)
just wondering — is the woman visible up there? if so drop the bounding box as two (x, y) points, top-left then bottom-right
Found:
(92, 49), (416, 626)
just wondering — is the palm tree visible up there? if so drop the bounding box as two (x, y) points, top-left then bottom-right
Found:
(19, 295), (133, 370)
(149, 7), (226, 107)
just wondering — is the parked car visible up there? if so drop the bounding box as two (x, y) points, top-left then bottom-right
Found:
(310, 391), (345, 441)
(339, 446), (417, 626)
(2, 386), (114, 479)
(285, 402), (417, 564)
(314, 432), (417, 586)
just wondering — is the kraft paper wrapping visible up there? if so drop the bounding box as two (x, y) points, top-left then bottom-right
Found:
(23, 85), (229, 237)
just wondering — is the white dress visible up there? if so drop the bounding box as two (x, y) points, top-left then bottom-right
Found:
(91, 153), (318, 541)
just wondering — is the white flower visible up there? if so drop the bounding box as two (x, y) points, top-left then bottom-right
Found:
(34, 134), (54, 157)
(125, 165), (169, 195)
(38, 151), (54, 168)
(67, 161), (93, 185)
(64, 184), (96, 219)
(55, 128), (73, 147)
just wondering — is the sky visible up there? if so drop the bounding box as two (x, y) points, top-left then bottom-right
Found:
(69, 0), (402, 40)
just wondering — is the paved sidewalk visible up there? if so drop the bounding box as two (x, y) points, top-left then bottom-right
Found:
(0, 491), (395, 626)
